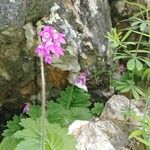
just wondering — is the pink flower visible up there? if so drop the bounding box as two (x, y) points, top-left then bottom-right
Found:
(54, 33), (66, 44)
(35, 25), (66, 64)
(119, 63), (126, 73)
(75, 73), (88, 91)
(40, 26), (54, 42)
(44, 55), (52, 64)
(75, 73), (87, 85)
(50, 43), (64, 57)
(22, 103), (30, 114)
(35, 44), (45, 57)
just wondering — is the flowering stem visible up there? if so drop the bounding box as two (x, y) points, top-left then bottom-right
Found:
(40, 56), (46, 150)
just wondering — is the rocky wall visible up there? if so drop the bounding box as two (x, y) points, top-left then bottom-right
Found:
(0, 0), (112, 106)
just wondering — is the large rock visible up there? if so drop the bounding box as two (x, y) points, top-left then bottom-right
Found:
(69, 95), (145, 150)
(0, 0), (111, 106)
(0, 0), (58, 29)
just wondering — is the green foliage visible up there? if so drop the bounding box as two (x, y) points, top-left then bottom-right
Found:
(142, 69), (150, 81)
(108, 1), (150, 148)
(0, 86), (104, 149)
(14, 118), (76, 150)
(91, 102), (104, 116)
(0, 136), (21, 150)
(107, 28), (123, 49)
(107, 0), (150, 100)
(27, 86), (93, 127)
(2, 115), (23, 137)
(27, 105), (41, 119)
(127, 58), (143, 71)
(0, 118), (76, 150)
(27, 101), (92, 127)
(58, 86), (91, 108)
(114, 78), (144, 100)
(128, 112), (150, 148)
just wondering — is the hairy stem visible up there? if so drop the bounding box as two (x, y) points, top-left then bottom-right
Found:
(40, 56), (46, 150)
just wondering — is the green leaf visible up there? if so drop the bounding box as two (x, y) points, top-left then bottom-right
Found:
(132, 89), (140, 100)
(46, 101), (92, 127)
(131, 21), (141, 27)
(125, 110), (143, 122)
(121, 30), (132, 42)
(0, 136), (21, 150)
(138, 58), (150, 67)
(15, 139), (40, 150)
(120, 86), (131, 93)
(135, 59), (143, 71)
(129, 130), (144, 138)
(127, 59), (135, 70)
(58, 86), (91, 109)
(134, 86), (144, 96)
(140, 22), (147, 31)
(27, 95), (93, 128)
(46, 124), (76, 150)
(14, 118), (76, 150)
(130, 130), (150, 147)
(91, 103), (104, 116)
(131, 30), (150, 37)
(142, 69), (150, 80)
(123, 41), (136, 45)
(2, 115), (22, 137)
(14, 118), (41, 139)
(70, 107), (92, 120)
(125, 0), (147, 10)
(134, 137), (150, 147)
(47, 101), (70, 127)
(27, 105), (41, 119)
(115, 85), (126, 91)
(129, 50), (150, 54)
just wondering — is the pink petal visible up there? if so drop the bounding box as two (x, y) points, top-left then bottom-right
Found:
(59, 37), (66, 44)
(22, 103), (30, 113)
(53, 33), (59, 39)
(44, 55), (52, 64)
(42, 37), (48, 42)
(35, 44), (45, 56)
(55, 44), (64, 56)
(45, 39), (53, 47)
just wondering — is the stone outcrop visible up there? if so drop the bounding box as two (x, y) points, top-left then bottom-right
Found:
(0, 0), (111, 106)
(68, 95), (145, 150)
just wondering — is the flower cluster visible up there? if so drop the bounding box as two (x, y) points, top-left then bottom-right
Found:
(75, 73), (88, 91)
(35, 26), (66, 64)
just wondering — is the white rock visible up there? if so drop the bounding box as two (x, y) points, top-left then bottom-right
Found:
(68, 95), (144, 150)
(69, 120), (116, 150)
(68, 120), (89, 135)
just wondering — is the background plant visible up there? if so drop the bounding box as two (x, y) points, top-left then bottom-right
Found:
(107, 0), (150, 148)
(107, 1), (150, 100)
(0, 118), (76, 150)
(28, 85), (103, 127)
(0, 85), (103, 149)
